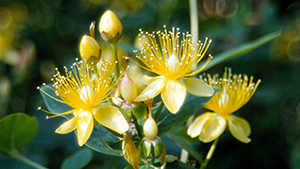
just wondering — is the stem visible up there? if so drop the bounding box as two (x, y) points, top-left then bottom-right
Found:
(179, 1), (199, 164)
(153, 101), (164, 121)
(179, 149), (189, 163)
(131, 114), (143, 139)
(111, 43), (122, 79)
(189, 0), (198, 42)
(180, 116), (195, 163)
(9, 149), (48, 169)
(199, 137), (220, 169)
(108, 98), (114, 106)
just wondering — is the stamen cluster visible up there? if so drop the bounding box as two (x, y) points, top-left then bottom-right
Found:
(201, 67), (261, 115)
(132, 25), (212, 79)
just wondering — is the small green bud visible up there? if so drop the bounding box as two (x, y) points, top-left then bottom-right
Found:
(132, 102), (147, 119)
(139, 136), (166, 167)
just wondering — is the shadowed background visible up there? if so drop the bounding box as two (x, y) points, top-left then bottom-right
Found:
(0, 0), (300, 168)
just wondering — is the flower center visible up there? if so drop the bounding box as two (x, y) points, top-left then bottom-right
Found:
(80, 86), (92, 105)
(165, 54), (179, 78)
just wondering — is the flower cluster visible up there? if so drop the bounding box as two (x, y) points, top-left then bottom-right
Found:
(38, 9), (262, 169)
(38, 10), (130, 146)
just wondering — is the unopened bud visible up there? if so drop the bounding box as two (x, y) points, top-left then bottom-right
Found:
(139, 136), (166, 167)
(122, 101), (132, 119)
(120, 76), (137, 103)
(79, 35), (100, 63)
(143, 117), (157, 140)
(127, 62), (147, 95)
(99, 10), (123, 43)
(132, 102), (147, 119)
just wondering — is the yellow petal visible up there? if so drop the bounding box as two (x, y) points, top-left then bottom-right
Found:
(142, 75), (162, 85)
(123, 132), (139, 169)
(161, 80), (186, 114)
(135, 77), (166, 101)
(76, 110), (94, 146)
(228, 115), (251, 143)
(199, 115), (226, 143)
(93, 103), (129, 134)
(55, 117), (77, 134)
(187, 112), (214, 138)
(182, 77), (214, 97)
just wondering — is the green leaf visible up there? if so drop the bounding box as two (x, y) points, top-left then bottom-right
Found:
(61, 148), (93, 169)
(198, 31), (281, 71)
(168, 126), (203, 163)
(157, 89), (221, 137)
(105, 140), (123, 154)
(0, 113), (38, 153)
(39, 85), (73, 115)
(85, 124), (122, 156)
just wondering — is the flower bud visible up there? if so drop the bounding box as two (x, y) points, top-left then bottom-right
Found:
(127, 62), (147, 95)
(79, 35), (100, 63)
(143, 117), (157, 140)
(139, 136), (166, 167)
(132, 102), (147, 119)
(122, 101), (132, 119)
(120, 76), (137, 103)
(99, 10), (123, 43)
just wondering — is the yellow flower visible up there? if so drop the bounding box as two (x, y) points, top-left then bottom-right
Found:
(129, 26), (214, 113)
(187, 68), (261, 143)
(38, 59), (129, 146)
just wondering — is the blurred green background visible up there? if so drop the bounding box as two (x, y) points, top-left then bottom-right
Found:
(1, 0), (300, 168)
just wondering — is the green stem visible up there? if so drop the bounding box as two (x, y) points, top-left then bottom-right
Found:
(179, 149), (189, 163)
(179, 116), (196, 163)
(132, 114), (143, 139)
(189, 0), (198, 42)
(111, 43), (122, 79)
(9, 149), (48, 169)
(199, 137), (220, 169)
(178, 1), (199, 164)
(153, 101), (164, 121)
(108, 98), (114, 106)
